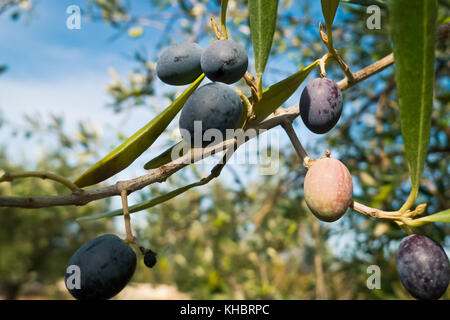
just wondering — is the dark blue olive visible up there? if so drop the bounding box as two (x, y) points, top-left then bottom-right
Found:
(300, 77), (343, 134)
(179, 82), (242, 147)
(396, 234), (449, 300)
(64, 234), (136, 300)
(156, 42), (203, 85)
(200, 39), (248, 84)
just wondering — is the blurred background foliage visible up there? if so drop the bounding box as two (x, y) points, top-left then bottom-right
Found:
(0, 0), (448, 299)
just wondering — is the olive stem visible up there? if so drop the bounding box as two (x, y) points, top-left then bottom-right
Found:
(350, 201), (427, 228)
(244, 72), (260, 104)
(399, 189), (418, 214)
(210, 18), (225, 40)
(255, 75), (263, 100)
(395, 222), (414, 235)
(319, 53), (330, 78)
(236, 89), (254, 130)
(0, 171), (82, 194)
(120, 190), (136, 244)
(281, 120), (311, 168)
(319, 23), (356, 83)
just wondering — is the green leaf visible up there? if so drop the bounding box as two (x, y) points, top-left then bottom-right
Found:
(253, 60), (319, 123)
(74, 74), (205, 187)
(77, 178), (209, 221)
(220, 0), (229, 39)
(321, 0), (340, 47)
(321, 0), (340, 26)
(408, 209), (450, 227)
(248, 0), (279, 77)
(389, 0), (437, 206)
(143, 141), (185, 170)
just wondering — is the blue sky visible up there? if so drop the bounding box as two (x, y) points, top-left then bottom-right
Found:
(0, 0), (154, 132)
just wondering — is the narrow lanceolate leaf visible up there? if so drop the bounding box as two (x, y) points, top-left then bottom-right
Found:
(77, 180), (207, 221)
(321, 0), (340, 47)
(252, 60), (319, 123)
(321, 0), (340, 26)
(389, 0), (437, 203)
(220, 0), (229, 39)
(408, 209), (450, 227)
(74, 74), (205, 187)
(248, 0), (279, 76)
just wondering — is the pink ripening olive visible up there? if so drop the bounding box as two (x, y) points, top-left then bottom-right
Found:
(304, 157), (353, 222)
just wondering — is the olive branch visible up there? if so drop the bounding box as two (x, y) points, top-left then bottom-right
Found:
(0, 14), (448, 245)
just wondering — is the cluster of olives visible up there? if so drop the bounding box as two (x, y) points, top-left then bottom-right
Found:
(297, 76), (351, 223)
(298, 77), (449, 300)
(157, 40), (248, 146)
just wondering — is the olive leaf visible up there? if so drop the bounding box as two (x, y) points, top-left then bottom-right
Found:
(77, 178), (209, 221)
(408, 209), (450, 227)
(220, 0), (229, 39)
(321, 0), (340, 48)
(389, 0), (437, 208)
(248, 0), (279, 77)
(74, 74), (205, 188)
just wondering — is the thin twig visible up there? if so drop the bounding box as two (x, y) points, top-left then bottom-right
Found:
(120, 189), (135, 243)
(319, 22), (355, 83)
(280, 120), (310, 168)
(338, 53), (394, 91)
(319, 53), (330, 78)
(244, 72), (260, 104)
(236, 89), (255, 130)
(0, 171), (81, 193)
(210, 17), (224, 40)
(350, 201), (426, 228)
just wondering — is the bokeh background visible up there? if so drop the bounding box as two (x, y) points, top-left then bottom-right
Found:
(0, 0), (449, 299)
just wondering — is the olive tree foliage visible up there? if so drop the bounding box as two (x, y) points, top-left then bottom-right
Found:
(0, 0), (449, 299)
(0, 116), (113, 299)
